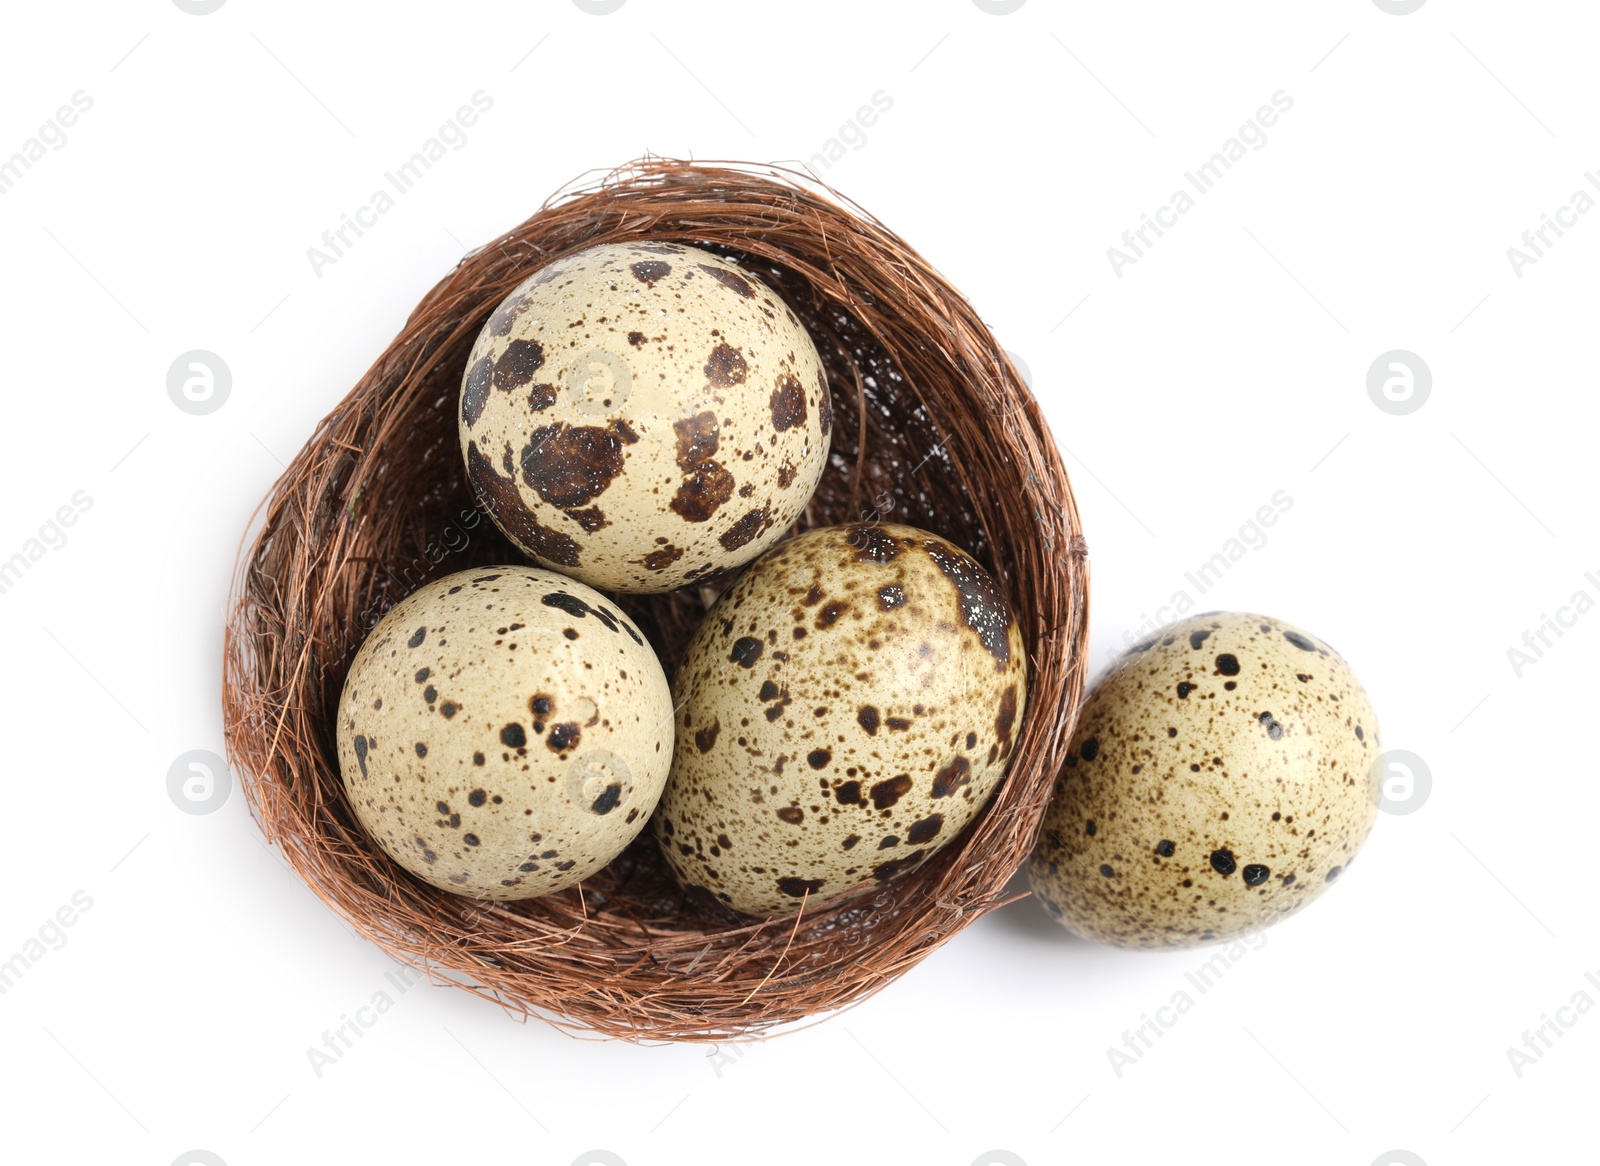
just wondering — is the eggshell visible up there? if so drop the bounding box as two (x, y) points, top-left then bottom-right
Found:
(458, 241), (831, 593)
(335, 566), (673, 899)
(655, 523), (1027, 917)
(1029, 611), (1380, 947)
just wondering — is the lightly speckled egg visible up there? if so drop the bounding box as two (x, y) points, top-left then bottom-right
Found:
(1028, 611), (1380, 948)
(458, 241), (832, 594)
(655, 522), (1028, 918)
(335, 565), (673, 900)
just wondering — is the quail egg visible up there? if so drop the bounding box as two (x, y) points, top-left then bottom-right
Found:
(656, 523), (1027, 917)
(1029, 611), (1380, 947)
(336, 565), (673, 899)
(459, 241), (832, 593)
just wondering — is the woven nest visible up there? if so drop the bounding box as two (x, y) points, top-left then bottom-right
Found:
(222, 158), (1089, 1041)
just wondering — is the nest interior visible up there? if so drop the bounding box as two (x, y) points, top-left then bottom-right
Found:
(222, 158), (1089, 1041)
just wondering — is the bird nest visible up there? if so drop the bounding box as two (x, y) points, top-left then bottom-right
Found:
(222, 158), (1089, 1040)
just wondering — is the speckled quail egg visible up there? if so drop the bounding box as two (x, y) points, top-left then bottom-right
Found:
(458, 241), (832, 593)
(1029, 611), (1381, 948)
(335, 565), (673, 899)
(655, 522), (1028, 917)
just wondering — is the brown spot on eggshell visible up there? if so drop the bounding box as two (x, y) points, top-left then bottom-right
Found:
(704, 343), (748, 387)
(871, 849), (926, 882)
(565, 506), (608, 533)
(719, 507), (771, 552)
(630, 260), (671, 286)
(922, 539), (1014, 668)
(461, 356), (493, 427)
(846, 524), (900, 563)
(641, 544), (683, 571)
(668, 411), (735, 523)
(870, 774), (912, 809)
(730, 637), (764, 668)
(995, 685), (1018, 762)
(816, 601), (848, 629)
(673, 411), (721, 468)
(487, 292), (529, 337)
(769, 375), (807, 431)
(492, 339), (545, 392)
(776, 876), (824, 898)
(698, 263), (753, 297)
(932, 756), (971, 798)
(521, 422), (633, 510)
(466, 442), (581, 567)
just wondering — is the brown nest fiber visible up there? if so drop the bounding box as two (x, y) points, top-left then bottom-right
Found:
(222, 158), (1089, 1041)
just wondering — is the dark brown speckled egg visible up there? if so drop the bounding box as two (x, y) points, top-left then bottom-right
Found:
(1029, 611), (1381, 948)
(335, 565), (672, 899)
(655, 523), (1028, 918)
(458, 241), (830, 593)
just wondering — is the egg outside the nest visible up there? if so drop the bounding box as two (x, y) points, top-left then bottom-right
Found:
(654, 522), (1028, 918)
(1028, 611), (1381, 948)
(335, 565), (674, 900)
(458, 241), (833, 594)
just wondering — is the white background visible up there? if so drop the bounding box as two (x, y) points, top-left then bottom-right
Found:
(1, 1), (1593, 1164)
